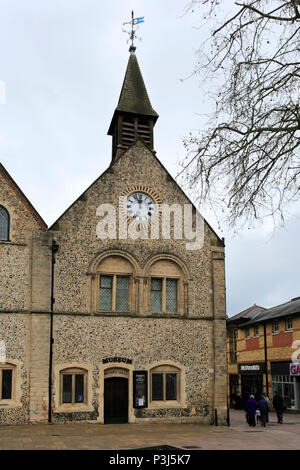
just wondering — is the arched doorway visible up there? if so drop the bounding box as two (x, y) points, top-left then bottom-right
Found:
(104, 369), (129, 424)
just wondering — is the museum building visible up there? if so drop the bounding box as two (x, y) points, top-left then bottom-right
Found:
(0, 45), (227, 425)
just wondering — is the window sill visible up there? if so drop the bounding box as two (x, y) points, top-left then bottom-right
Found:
(284, 329), (293, 333)
(272, 331), (280, 335)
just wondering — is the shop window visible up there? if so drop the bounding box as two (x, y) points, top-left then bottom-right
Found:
(150, 365), (180, 402)
(0, 364), (14, 400)
(285, 318), (293, 331)
(0, 205), (9, 241)
(272, 375), (295, 409)
(272, 320), (279, 334)
(61, 368), (87, 404)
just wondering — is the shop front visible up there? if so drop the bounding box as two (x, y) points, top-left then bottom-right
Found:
(238, 363), (266, 405)
(271, 361), (300, 410)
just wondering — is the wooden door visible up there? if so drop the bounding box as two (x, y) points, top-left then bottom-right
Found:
(104, 377), (128, 424)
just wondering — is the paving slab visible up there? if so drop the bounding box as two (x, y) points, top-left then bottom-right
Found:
(0, 411), (299, 450)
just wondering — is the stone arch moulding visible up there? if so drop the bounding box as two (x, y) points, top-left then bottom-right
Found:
(143, 253), (190, 281)
(98, 362), (135, 424)
(87, 249), (141, 277)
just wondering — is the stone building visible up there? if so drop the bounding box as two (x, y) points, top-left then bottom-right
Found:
(0, 46), (227, 425)
(227, 298), (300, 411)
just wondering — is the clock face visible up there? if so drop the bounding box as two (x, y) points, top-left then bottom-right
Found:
(126, 192), (155, 222)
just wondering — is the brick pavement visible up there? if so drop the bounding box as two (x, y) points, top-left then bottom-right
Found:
(0, 410), (299, 450)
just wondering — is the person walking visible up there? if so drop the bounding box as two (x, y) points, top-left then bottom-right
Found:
(257, 395), (269, 427)
(273, 391), (284, 423)
(245, 394), (257, 427)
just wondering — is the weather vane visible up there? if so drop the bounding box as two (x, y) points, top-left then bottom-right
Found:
(122, 11), (144, 51)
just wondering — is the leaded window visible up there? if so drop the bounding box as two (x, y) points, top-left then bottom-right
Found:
(150, 278), (162, 312)
(116, 276), (129, 311)
(166, 279), (177, 313)
(100, 276), (113, 310)
(0, 206), (9, 241)
(150, 278), (178, 313)
(99, 274), (130, 312)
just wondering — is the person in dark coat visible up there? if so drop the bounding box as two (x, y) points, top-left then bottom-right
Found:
(257, 395), (269, 427)
(245, 395), (257, 427)
(273, 391), (284, 423)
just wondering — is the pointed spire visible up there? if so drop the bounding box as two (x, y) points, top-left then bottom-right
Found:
(114, 51), (158, 119)
(108, 49), (159, 162)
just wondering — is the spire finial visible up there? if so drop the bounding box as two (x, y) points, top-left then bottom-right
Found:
(122, 11), (144, 53)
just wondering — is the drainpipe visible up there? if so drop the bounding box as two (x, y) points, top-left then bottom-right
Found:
(48, 240), (59, 423)
(263, 323), (269, 398)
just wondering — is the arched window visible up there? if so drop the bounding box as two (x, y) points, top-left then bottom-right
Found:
(147, 258), (186, 314)
(97, 255), (135, 313)
(0, 205), (9, 241)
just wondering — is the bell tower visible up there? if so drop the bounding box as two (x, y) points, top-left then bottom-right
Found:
(107, 45), (159, 162)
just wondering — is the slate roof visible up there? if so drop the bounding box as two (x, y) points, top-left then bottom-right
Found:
(228, 305), (266, 324)
(108, 51), (158, 135)
(0, 162), (47, 231)
(228, 297), (300, 327)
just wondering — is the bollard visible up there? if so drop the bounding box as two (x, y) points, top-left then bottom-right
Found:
(214, 408), (218, 426)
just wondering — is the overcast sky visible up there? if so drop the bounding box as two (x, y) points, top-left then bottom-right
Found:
(0, 0), (299, 316)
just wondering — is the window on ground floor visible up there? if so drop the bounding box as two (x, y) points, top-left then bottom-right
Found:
(60, 368), (88, 404)
(150, 365), (180, 402)
(0, 365), (14, 400)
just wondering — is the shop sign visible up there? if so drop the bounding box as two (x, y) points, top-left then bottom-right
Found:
(290, 362), (300, 376)
(133, 371), (148, 408)
(238, 363), (266, 373)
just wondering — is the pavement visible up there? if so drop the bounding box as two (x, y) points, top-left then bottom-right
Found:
(0, 410), (299, 450)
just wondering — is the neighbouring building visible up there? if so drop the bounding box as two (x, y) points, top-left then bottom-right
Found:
(227, 298), (300, 411)
(0, 44), (227, 425)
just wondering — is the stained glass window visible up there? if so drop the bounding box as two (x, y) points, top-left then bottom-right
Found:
(0, 206), (9, 241)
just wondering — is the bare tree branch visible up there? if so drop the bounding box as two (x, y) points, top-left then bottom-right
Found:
(180, 0), (300, 229)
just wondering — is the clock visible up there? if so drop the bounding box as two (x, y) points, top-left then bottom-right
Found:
(126, 192), (155, 222)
